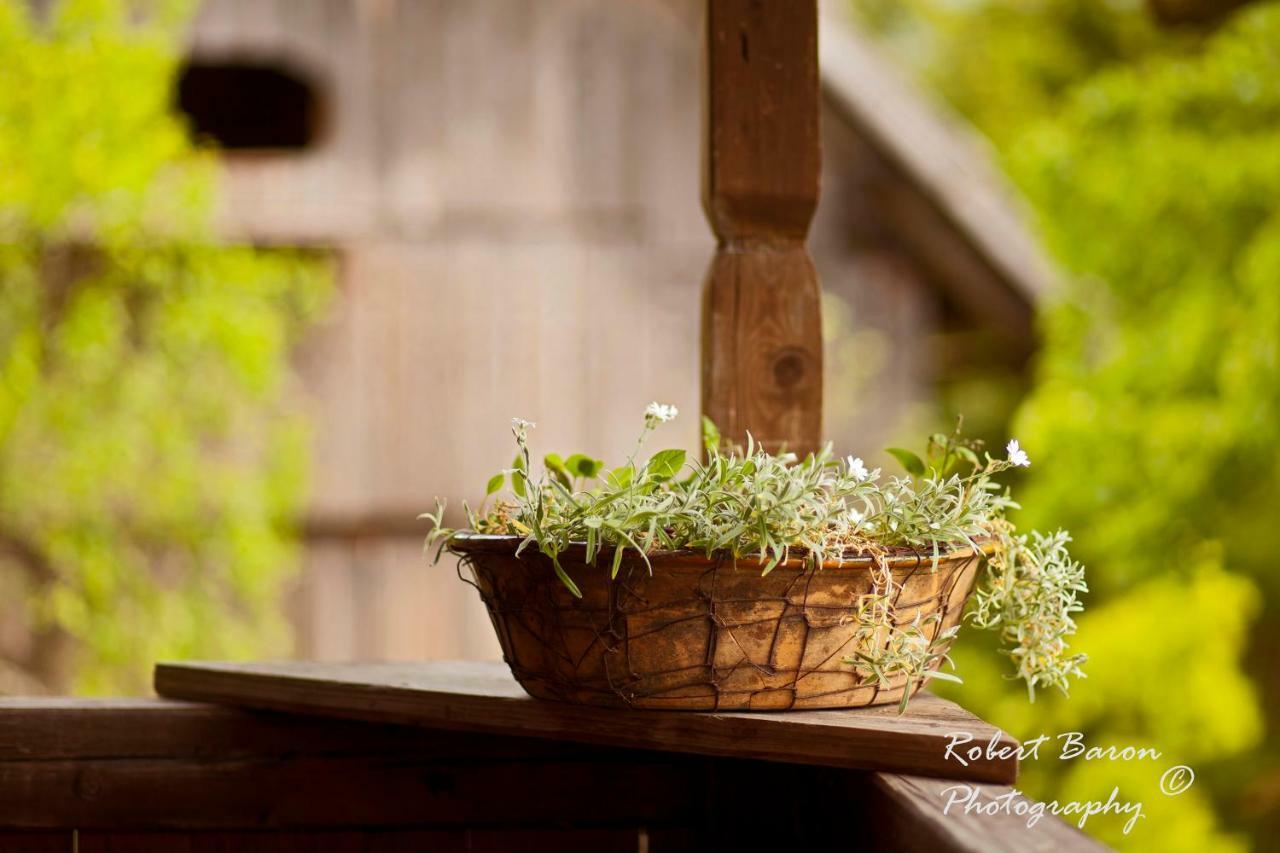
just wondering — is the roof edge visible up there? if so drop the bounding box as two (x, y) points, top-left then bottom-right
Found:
(818, 2), (1058, 306)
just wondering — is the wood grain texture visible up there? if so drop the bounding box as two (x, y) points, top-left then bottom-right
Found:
(153, 659), (1017, 783)
(0, 754), (700, 831)
(0, 698), (579, 761)
(867, 773), (1111, 852)
(701, 0), (823, 454)
(703, 0), (820, 239)
(0, 699), (705, 830)
(0, 699), (1107, 851)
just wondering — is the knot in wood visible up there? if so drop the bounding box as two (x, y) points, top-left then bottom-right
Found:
(772, 347), (809, 390)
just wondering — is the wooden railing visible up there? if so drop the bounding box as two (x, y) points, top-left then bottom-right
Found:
(0, 662), (1110, 852)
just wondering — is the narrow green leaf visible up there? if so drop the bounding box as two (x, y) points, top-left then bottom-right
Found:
(551, 555), (582, 598)
(924, 670), (963, 684)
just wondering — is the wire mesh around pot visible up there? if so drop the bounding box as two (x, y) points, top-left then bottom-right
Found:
(451, 535), (990, 711)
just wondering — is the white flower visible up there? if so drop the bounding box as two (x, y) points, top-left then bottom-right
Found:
(644, 402), (679, 425)
(845, 456), (870, 482)
(1006, 439), (1031, 468)
(511, 418), (536, 442)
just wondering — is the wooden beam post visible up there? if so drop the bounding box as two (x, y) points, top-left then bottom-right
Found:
(701, 0), (822, 455)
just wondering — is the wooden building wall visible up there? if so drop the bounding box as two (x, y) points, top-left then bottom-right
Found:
(185, 0), (941, 662)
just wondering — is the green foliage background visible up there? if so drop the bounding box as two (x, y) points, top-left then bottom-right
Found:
(854, 1), (1280, 849)
(0, 0), (328, 694)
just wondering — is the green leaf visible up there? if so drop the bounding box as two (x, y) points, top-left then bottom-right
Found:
(701, 416), (721, 454)
(512, 453), (527, 472)
(898, 679), (915, 715)
(550, 556), (582, 598)
(943, 445), (979, 477)
(511, 470), (527, 497)
(485, 473), (504, 496)
(886, 447), (926, 476)
(543, 453), (571, 488)
(646, 449), (686, 481)
(605, 465), (634, 489)
(565, 453), (604, 479)
(924, 670), (963, 684)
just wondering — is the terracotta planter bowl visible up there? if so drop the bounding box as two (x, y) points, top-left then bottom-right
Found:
(450, 534), (992, 711)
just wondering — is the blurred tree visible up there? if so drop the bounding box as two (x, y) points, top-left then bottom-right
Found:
(0, 0), (328, 694)
(854, 1), (1279, 850)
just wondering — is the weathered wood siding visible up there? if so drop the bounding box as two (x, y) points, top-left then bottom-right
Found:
(185, 0), (937, 662)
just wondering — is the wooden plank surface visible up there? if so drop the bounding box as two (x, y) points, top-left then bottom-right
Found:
(867, 773), (1111, 852)
(0, 699), (706, 831)
(153, 660), (1018, 783)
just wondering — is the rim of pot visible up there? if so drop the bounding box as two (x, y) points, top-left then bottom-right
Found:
(446, 532), (999, 570)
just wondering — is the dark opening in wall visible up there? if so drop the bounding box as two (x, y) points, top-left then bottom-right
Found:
(177, 61), (321, 151)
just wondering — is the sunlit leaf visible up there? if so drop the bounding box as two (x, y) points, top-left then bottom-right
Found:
(886, 448), (925, 476)
(646, 449), (686, 481)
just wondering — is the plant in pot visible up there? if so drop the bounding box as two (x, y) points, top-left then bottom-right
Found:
(423, 404), (1087, 713)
